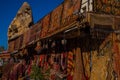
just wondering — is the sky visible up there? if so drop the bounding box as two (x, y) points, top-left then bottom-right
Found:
(0, 0), (64, 50)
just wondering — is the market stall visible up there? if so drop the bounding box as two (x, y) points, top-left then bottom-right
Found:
(7, 0), (120, 80)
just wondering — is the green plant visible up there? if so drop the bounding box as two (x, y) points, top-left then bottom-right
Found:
(30, 64), (50, 80)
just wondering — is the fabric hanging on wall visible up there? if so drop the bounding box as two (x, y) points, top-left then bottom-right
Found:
(61, 52), (67, 71)
(73, 0), (81, 13)
(73, 48), (86, 80)
(41, 14), (50, 38)
(29, 27), (36, 43)
(39, 55), (45, 67)
(67, 51), (74, 80)
(62, 0), (72, 21)
(9, 63), (18, 80)
(36, 21), (42, 39)
(94, 0), (120, 15)
(90, 34), (114, 80)
(49, 4), (63, 33)
(82, 52), (90, 80)
(36, 31), (40, 40)
(62, 0), (75, 27)
(35, 41), (42, 53)
(113, 34), (120, 80)
(2, 61), (14, 80)
(25, 60), (32, 76)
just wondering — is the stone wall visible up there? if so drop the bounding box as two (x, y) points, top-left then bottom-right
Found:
(8, 2), (33, 40)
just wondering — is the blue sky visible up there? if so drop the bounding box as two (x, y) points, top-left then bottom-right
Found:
(0, 0), (63, 50)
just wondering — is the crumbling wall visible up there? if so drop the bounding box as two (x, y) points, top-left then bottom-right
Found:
(8, 2), (33, 40)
